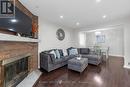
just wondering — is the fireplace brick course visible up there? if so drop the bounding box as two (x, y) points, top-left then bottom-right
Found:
(0, 41), (38, 87)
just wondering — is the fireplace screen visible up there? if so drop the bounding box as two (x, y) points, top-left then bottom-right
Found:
(4, 57), (29, 87)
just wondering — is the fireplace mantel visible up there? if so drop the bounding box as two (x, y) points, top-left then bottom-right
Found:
(0, 33), (39, 42)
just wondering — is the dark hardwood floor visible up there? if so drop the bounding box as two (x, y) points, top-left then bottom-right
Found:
(34, 56), (130, 87)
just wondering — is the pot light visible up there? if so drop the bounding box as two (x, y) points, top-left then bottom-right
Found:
(10, 19), (18, 23)
(96, 0), (101, 3)
(60, 15), (64, 19)
(103, 15), (107, 19)
(76, 22), (80, 26)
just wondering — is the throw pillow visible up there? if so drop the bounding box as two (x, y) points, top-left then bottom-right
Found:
(55, 49), (61, 59)
(80, 48), (90, 54)
(58, 49), (64, 57)
(49, 50), (56, 59)
(69, 48), (78, 55)
(63, 49), (68, 56)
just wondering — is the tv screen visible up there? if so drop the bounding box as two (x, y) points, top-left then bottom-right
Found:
(0, 6), (32, 37)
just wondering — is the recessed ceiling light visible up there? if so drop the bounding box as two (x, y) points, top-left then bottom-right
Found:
(60, 15), (64, 19)
(96, 0), (101, 3)
(76, 22), (80, 26)
(103, 15), (107, 19)
(10, 19), (18, 23)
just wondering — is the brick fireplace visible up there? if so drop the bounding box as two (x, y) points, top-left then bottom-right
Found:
(0, 41), (38, 87)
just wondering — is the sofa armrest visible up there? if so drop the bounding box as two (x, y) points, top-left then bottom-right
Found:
(40, 52), (55, 65)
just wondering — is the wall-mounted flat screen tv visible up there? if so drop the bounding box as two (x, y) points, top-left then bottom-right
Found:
(0, 6), (32, 37)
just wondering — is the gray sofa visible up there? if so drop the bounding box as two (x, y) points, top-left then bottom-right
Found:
(40, 48), (103, 72)
(40, 49), (77, 72)
(78, 48), (103, 65)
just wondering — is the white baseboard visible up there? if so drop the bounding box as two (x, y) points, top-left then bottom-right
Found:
(123, 65), (130, 69)
(109, 54), (124, 58)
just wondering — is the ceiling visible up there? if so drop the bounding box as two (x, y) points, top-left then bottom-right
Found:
(20, 0), (130, 29)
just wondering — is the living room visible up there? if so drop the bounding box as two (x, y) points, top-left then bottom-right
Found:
(0, 0), (130, 87)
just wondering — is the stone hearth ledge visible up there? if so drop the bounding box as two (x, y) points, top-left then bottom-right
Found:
(17, 69), (42, 87)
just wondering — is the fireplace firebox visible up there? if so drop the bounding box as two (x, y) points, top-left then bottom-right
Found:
(0, 54), (31, 87)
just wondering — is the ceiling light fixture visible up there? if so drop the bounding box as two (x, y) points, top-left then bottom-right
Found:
(60, 15), (64, 19)
(96, 0), (101, 3)
(76, 22), (80, 26)
(10, 19), (18, 23)
(103, 15), (107, 19)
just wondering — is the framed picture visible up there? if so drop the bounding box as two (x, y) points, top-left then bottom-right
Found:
(96, 35), (105, 43)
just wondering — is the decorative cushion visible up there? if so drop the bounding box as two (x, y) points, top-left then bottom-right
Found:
(67, 47), (75, 55)
(58, 49), (64, 57)
(69, 48), (78, 55)
(63, 49), (68, 56)
(49, 50), (56, 59)
(55, 49), (61, 59)
(80, 48), (90, 54)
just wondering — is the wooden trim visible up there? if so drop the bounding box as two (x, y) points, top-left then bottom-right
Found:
(0, 61), (4, 87)
(0, 61), (2, 87)
(15, 0), (34, 19)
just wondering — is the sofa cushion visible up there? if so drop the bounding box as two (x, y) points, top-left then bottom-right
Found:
(80, 48), (90, 54)
(81, 54), (101, 61)
(58, 49), (64, 57)
(49, 50), (57, 59)
(63, 49), (68, 56)
(69, 48), (78, 55)
(67, 47), (77, 55)
(55, 49), (61, 59)
(67, 55), (78, 60)
(54, 57), (67, 64)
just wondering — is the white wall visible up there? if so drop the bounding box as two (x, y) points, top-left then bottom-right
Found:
(38, 19), (75, 68)
(124, 20), (130, 68)
(38, 19), (74, 53)
(85, 27), (124, 56)
(38, 17), (130, 68)
(73, 18), (130, 68)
